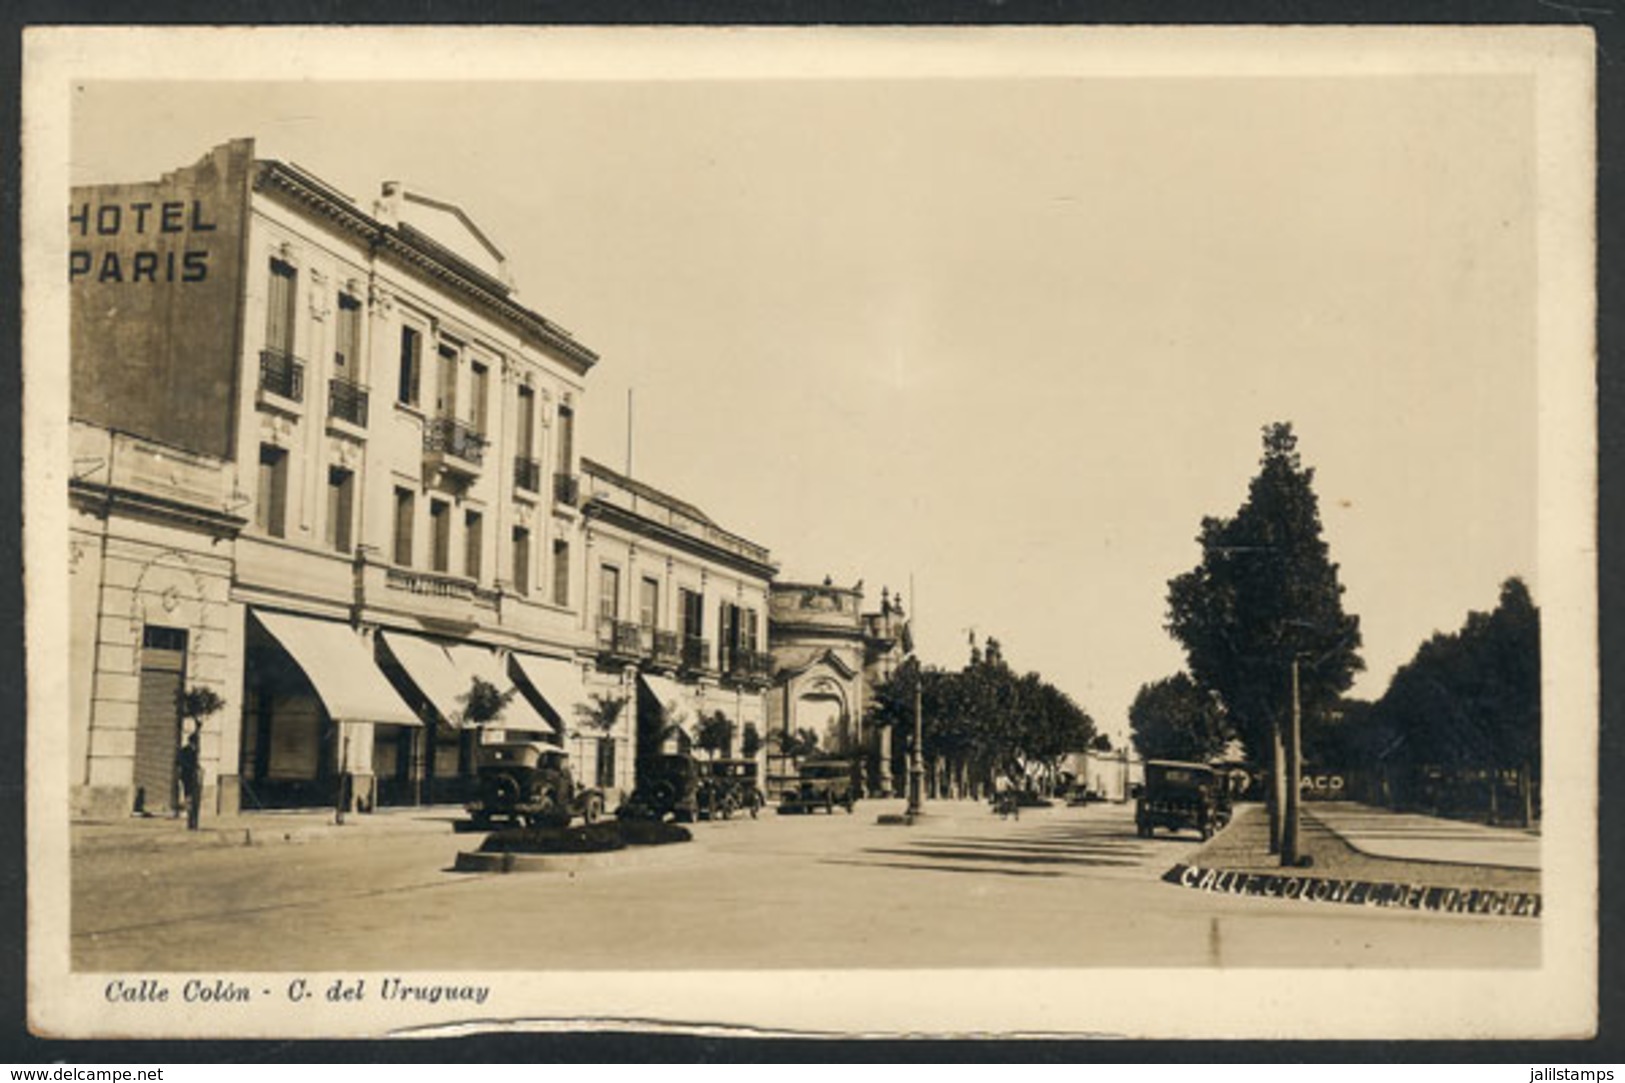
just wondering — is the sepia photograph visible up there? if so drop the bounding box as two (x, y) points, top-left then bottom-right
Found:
(22, 26), (1598, 1040)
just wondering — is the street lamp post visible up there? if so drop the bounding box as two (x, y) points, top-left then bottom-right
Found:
(907, 656), (923, 817)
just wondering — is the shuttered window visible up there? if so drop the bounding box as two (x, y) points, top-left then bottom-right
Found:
(265, 259), (297, 355)
(257, 444), (288, 538)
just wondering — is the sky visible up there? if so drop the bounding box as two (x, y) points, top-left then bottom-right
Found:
(67, 68), (1538, 745)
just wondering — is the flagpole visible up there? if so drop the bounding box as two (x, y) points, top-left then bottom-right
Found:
(907, 572), (924, 819)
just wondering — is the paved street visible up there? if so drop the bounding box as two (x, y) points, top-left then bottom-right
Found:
(72, 800), (1538, 972)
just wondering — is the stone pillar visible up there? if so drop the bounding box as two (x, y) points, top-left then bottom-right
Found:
(878, 724), (894, 797)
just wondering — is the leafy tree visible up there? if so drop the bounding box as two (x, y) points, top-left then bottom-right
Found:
(1165, 423), (1363, 833)
(740, 722), (763, 758)
(575, 692), (626, 736)
(1090, 733), (1114, 753)
(1129, 672), (1231, 762)
(179, 685), (226, 729)
(1371, 577), (1540, 820)
(456, 676), (513, 729)
(771, 726), (821, 760)
(696, 710), (734, 759)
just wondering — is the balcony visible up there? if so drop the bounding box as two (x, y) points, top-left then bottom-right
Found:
(423, 416), (487, 475)
(723, 647), (774, 687)
(258, 350), (304, 409)
(377, 565), (500, 625)
(328, 375), (369, 429)
(514, 456), (541, 494)
(650, 628), (681, 669)
(554, 472), (580, 507)
(597, 616), (646, 661)
(679, 635), (711, 674)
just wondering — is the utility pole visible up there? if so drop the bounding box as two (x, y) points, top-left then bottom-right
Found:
(626, 388), (634, 476)
(1282, 656), (1303, 866)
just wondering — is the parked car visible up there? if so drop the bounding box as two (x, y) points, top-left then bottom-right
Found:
(1135, 760), (1229, 839)
(466, 741), (604, 828)
(778, 758), (858, 814)
(619, 753), (702, 823)
(699, 758), (766, 820)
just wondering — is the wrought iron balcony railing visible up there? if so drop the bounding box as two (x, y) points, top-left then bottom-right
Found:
(259, 350), (304, 402)
(680, 635), (710, 673)
(725, 648), (774, 683)
(554, 472), (580, 507)
(423, 416), (487, 466)
(651, 629), (680, 667)
(514, 456), (541, 493)
(597, 616), (646, 659)
(328, 376), (369, 428)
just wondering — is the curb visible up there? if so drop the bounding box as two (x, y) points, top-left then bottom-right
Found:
(453, 841), (705, 874)
(1301, 808), (1541, 874)
(72, 818), (459, 856)
(1162, 861), (1541, 919)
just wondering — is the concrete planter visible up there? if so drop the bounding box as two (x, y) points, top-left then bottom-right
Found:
(453, 839), (704, 874)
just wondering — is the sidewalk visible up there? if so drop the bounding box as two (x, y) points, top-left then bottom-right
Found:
(71, 805), (464, 855)
(1306, 801), (1540, 871)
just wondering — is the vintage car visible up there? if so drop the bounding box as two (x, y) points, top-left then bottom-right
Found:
(619, 753), (703, 823)
(466, 741), (604, 829)
(1134, 759), (1230, 839)
(699, 758), (767, 820)
(778, 758), (858, 814)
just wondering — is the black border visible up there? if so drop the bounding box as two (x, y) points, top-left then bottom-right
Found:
(2, 2), (1618, 1064)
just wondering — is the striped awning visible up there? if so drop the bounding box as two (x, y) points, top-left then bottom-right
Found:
(510, 652), (589, 731)
(252, 612), (420, 727)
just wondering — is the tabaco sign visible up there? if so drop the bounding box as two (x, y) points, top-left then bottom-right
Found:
(70, 139), (254, 461)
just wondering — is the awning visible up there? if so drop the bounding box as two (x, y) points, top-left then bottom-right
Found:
(444, 643), (552, 734)
(379, 631), (469, 727)
(251, 611), (421, 727)
(510, 652), (589, 730)
(638, 673), (686, 716)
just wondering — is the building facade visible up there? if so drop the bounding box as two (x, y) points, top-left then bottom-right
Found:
(68, 140), (772, 819)
(767, 580), (909, 796)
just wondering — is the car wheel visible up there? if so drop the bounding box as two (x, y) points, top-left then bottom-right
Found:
(582, 794), (603, 824)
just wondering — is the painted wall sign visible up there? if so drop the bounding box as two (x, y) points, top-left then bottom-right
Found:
(70, 140), (253, 461)
(1300, 773), (1349, 799)
(1163, 862), (1540, 918)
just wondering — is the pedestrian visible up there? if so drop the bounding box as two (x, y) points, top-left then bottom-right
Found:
(176, 725), (202, 831)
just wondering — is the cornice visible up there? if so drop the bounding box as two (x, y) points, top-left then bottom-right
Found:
(254, 162), (599, 376)
(583, 499), (777, 583)
(70, 478), (248, 536)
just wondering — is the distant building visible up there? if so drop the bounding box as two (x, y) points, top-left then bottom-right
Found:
(767, 580), (910, 795)
(67, 140), (770, 820)
(578, 457), (776, 775)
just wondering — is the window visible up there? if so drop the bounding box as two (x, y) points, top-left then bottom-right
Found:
(718, 602), (738, 671)
(516, 386), (535, 457)
(469, 361), (490, 435)
(681, 589), (703, 640)
(744, 608), (760, 654)
(436, 343), (458, 416)
(325, 466), (354, 554)
(599, 565), (620, 623)
(397, 326), (421, 405)
(551, 539), (570, 606)
(639, 577), (660, 630)
(429, 499), (451, 573)
(556, 404), (575, 474)
(265, 259), (297, 356)
(596, 736), (617, 789)
(512, 528), (531, 596)
(334, 294), (362, 374)
(464, 510), (483, 581)
(256, 444), (288, 538)
(392, 487), (414, 566)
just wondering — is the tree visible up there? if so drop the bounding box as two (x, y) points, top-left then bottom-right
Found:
(1166, 423), (1363, 841)
(695, 710), (734, 760)
(771, 726), (820, 760)
(1371, 576), (1540, 822)
(456, 676), (512, 729)
(1089, 734), (1114, 753)
(575, 692), (626, 736)
(1129, 673), (1230, 762)
(740, 722), (763, 758)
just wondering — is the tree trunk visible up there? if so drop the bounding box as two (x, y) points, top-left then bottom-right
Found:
(1519, 763), (1533, 828)
(1488, 769), (1500, 825)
